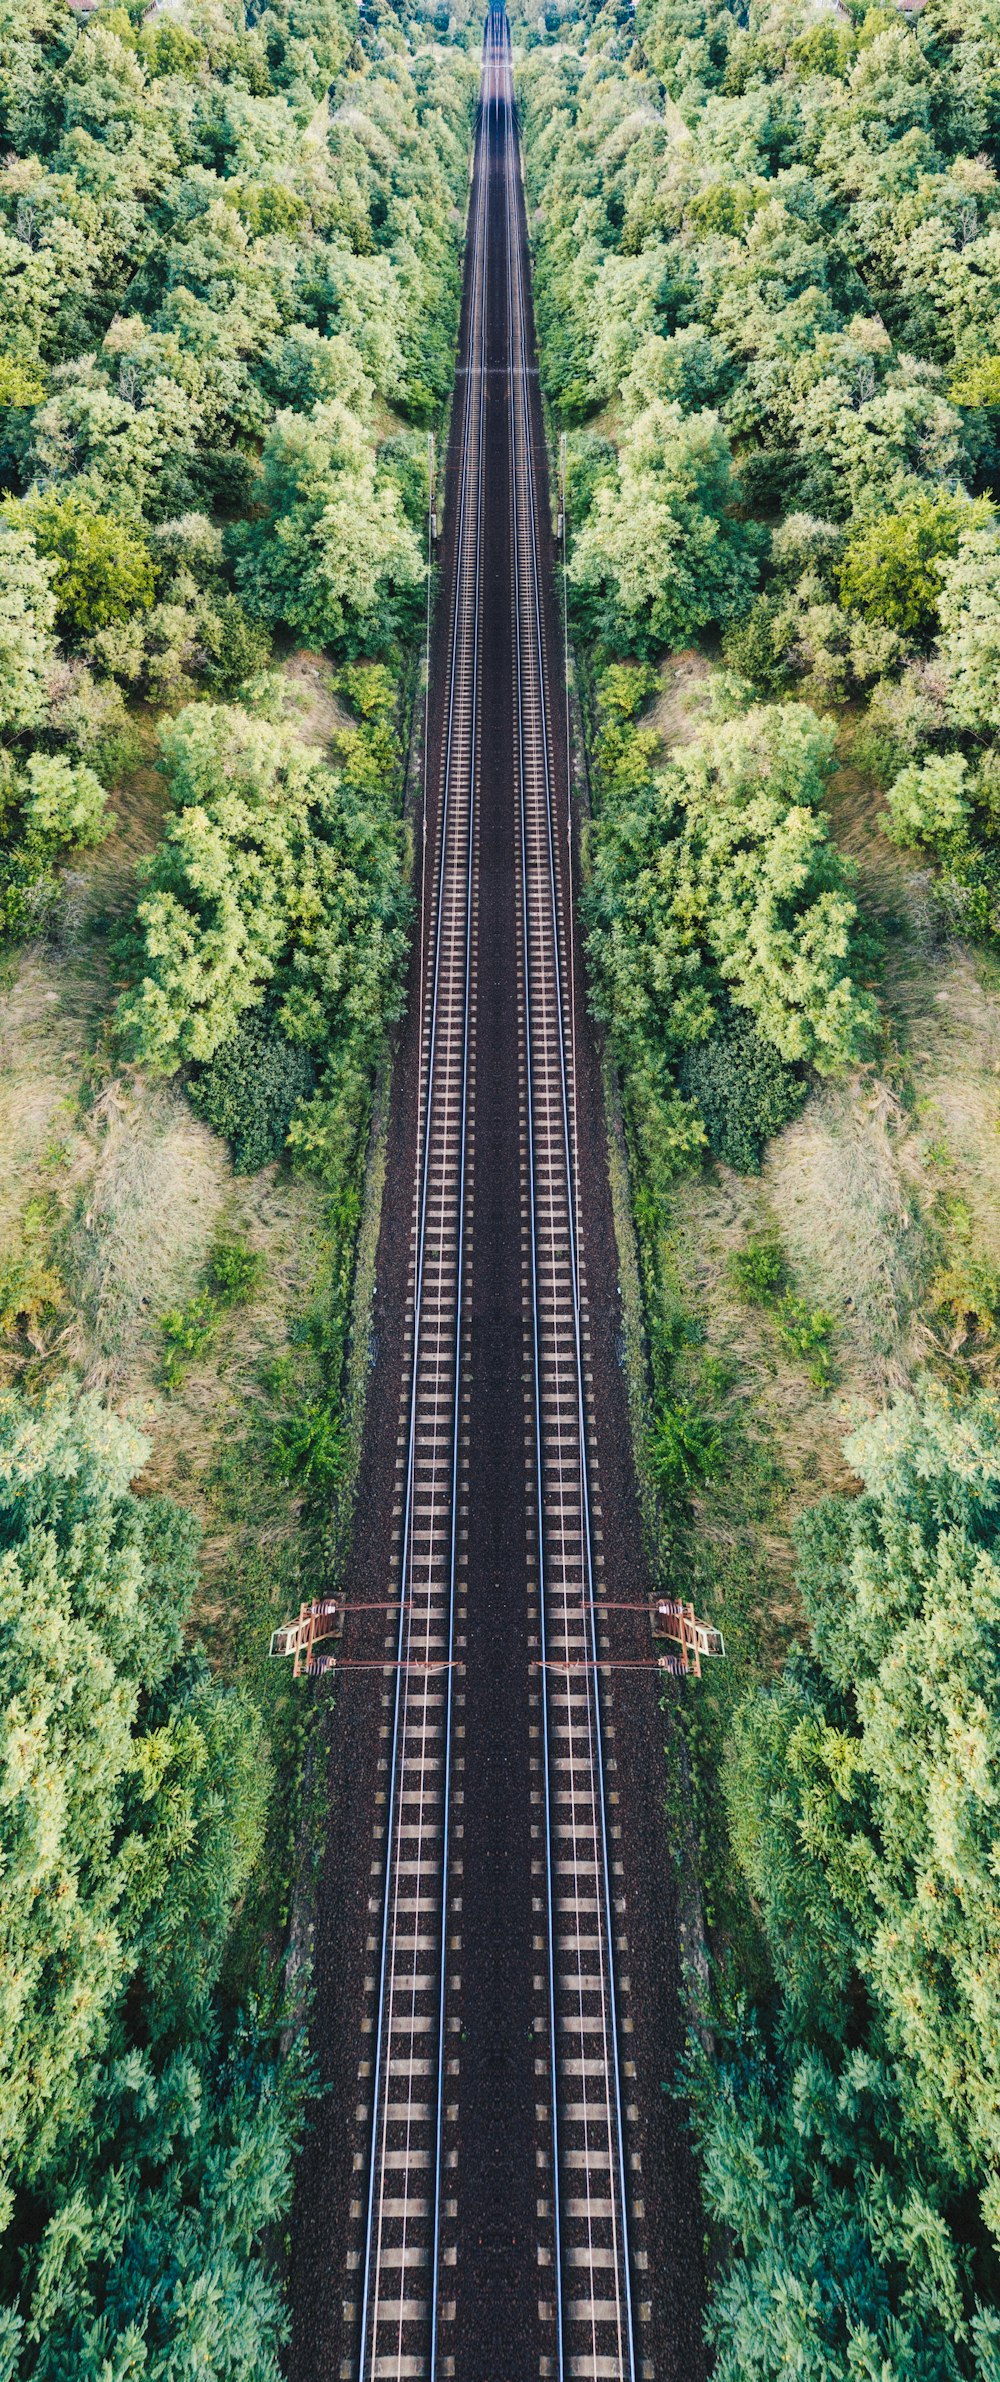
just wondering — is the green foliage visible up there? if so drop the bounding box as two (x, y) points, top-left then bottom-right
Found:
(726, 1237), (785, 1305)
(209, 1235), (266, 1306)
(727, 1233), (834, 1381)
(189, 1010), (318, 1175)
(690, 1387), (1000, 2377)
(158, 1233), (266, 1386)
(0, 359), (44, 407)
(0, 749), (110, 941)
(0, 520), (57, 742)
(118, 699), (409, 1173)
(885, 751), (972, 850)
(158, 1290), (219, 1387)
(648, 1397), (723, 1490)
(773, 1290), (835, 1386)
(16, 489), (156, 637)
(271, 1394), (347, 1490)
(0, 1385), (306, 2374)
(937, 523), (1000, 741)
(234, 401), (424, 655)
(679, 1009), (806, 1173)
(587, 682), (873, 1103)
(570, 401), (755, 655)
(836, 494), (988, 642)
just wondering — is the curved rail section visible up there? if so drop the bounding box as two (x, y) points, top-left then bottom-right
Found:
(355, 63), (491, 2382)
(499, 14), (639, 2379)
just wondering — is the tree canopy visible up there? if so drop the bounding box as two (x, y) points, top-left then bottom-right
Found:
(689, 1388), (1000, 2382)
(0, 1385), (304, 2380)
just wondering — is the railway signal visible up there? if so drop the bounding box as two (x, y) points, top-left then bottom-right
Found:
(535, 1595), (726, 1681)
(649, 1595), (725, 1677)
(268, 1597), (343, 1678)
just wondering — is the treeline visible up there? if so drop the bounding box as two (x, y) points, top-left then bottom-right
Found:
(0, 1386), (305, 2376)
(689, 1384), (1000, 2381)
(0, 0), (473, 954)
(516, 0), (1000, 2371)
(520, 0), (1000, 1168)
(0, 0), (473, 2365)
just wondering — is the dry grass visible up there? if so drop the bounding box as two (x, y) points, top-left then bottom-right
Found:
(281, 648), (353, 755)
(647, 646), (715, 751)
(68, 1081), (228, 1384)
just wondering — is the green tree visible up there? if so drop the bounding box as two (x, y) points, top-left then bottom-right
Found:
(884, 750), (972, 850)
(690, 1387), (1000, 2379)
(18, 488), (156, 637)
(587, 693), (873, 1085)
(836, 493), (990, 641)
(570, 400), (755, 654)
(0, 1384), (302, 2377)
(0, 752), (110, 942)
(235, 400), (423, 654)
(118, 698), (409, 1167)
(938, 523), (1000, 740)
(0, 520), (56, 740)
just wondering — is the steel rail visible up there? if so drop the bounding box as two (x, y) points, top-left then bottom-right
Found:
(356, 48), (491, 2375)
(500, 14), (638, 2377)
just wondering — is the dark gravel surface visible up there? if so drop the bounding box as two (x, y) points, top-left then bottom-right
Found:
(286, 51), (707, 2382)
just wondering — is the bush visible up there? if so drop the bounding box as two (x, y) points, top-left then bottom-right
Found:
(209, 1236), (266, 1304)
(189, 1012), (316, 1174)
(884, 750), (972, 851)
(648, 1398), (723, 1490)
(679, 1011), (807, 1173)
(200, 595), (272, 694)
(727, 1237), (786, 1304)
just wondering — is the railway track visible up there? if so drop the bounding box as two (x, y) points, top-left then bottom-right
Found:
(356, 47), (489, 2380)
(500, 17), (638, 2379)
(352, 17), (641, 2379)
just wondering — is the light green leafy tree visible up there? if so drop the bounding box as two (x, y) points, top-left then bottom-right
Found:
(0, 1386), (304, 2381)
(884, 750), (972, 849)
(118, 698), (409, 1099)
(587, 695), (873, 1084)
(569, 400), (755, 654)
(235, 399), (423, 653)
(836, 492), (991, 641)
(689, 1387), (1000, 2381)
(17, 488), (156, 637)
(0, 519), (57, 740)
(937, 522), (1000, 740)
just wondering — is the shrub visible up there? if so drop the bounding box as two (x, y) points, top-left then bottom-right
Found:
(727, 1237), (786, 1305)
(208, 1236), (266, 1305)
(884, 751), (971, 851)
(648, 1398), (724, 1491)
(679, 1011), (807, 1173)
(271, 1395), (347, 1490)
(159, 1291), (217, 1388)
(775, 1291), (835, 1386)
(200, 595), (272, 694)
(189, 1012), (317, 1175)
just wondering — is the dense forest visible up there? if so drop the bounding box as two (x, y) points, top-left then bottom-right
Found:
(517, 0), (1000, 2372)
(0, 0), (472, 2364)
